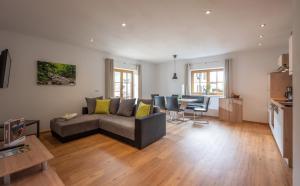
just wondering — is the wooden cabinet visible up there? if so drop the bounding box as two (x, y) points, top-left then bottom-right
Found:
(219, 98), (243, 123)
(269, 72), (292, 99)
(289, 35), (293, 75)
(278, 54), (289, 67)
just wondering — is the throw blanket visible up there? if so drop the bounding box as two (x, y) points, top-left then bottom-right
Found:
(60, 113), (78, 120)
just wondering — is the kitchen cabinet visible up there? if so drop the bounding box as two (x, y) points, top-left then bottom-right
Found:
(277, 54), (289, 67)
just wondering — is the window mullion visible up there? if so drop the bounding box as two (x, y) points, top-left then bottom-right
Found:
(120, 71), (123, 98)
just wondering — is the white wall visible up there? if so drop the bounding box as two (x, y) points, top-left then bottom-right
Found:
(0, 30), (157, 131)
(156, 46), (287, 123)
(293, 0), (300, 184)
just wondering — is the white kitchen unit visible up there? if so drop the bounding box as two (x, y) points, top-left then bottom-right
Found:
(272, 104), (284, 155)
(269, 99), (293, 167)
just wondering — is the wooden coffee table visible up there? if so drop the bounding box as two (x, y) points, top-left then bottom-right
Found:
(0, 136), (64, 185)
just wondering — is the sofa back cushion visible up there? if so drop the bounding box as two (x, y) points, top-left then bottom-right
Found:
(86, 96), (103, 114)
(95, 99), (111, 114)
(135, 98), (153, 114)
(136, 102), (151, 119)
(117, 98), (136, 117)
(109, 98), (120, 114)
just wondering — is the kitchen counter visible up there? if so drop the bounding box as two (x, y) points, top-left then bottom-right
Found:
(271, 98), (293, 108)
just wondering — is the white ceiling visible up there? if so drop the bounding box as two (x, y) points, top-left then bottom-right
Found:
(0, 0), (292, 62)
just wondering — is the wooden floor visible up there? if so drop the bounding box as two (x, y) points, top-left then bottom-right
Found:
(40, 118), (292, 186)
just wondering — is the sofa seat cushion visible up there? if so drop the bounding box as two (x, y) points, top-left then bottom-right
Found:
(50, 114), (103, 137)
(99, 115), (135, 140)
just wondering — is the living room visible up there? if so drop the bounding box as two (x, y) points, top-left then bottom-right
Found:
(0, 0), (300, 186)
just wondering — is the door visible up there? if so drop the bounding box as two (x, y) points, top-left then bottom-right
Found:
(114, 69), (133, 99)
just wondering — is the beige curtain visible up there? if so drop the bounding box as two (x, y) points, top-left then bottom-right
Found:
(137, 64), (142, 98)
(105, 58), (114, 98)
(184, 64), (191, 95)
(224, 58), (233, 98)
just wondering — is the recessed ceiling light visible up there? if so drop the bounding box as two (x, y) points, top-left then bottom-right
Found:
(259, 35), (264, 39)
(260, 24), (266, 28)
(258, 43), (262, 46)
(205, 10), (212, 15)
(90, 38), (94, 43)
(122, 23), (126, 27)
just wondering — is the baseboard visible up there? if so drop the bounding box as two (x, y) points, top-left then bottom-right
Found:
(40, 129), (51, 134)
(243, 120), (268, 125)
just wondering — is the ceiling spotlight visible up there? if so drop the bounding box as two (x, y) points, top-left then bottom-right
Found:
(258, 43), (262, 46)
(122, 23), (126, 27)
(205, 10), (212, 15)
(259, 35), (264, 39)
(260, 24), (266, 28)
(90, 38), (94, 43)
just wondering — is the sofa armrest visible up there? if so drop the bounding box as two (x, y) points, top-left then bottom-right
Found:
(82, 107), (88, 115)
(153, 106), (161, 113)
(135, 112), (166, 149)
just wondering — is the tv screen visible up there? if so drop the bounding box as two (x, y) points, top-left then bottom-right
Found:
(0, 49), (11, 88)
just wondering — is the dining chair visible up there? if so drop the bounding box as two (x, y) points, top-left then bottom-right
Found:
(154, 96), (166, 110)
(151, 94), (159, 99)
(166, 96), (185, 121)
(193, 97), (211, 124)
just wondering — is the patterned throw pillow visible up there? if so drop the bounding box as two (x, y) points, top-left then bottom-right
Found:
(95, 99), (111, 114)
(135, 102), (151, 119)
(109, 98), (120, 114)
(117, 99), (136, 117)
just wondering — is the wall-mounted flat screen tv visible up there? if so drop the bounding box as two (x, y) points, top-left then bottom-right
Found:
(0, 49), (11, 88)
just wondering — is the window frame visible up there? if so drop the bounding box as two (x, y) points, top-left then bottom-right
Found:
(114, 68), (134, 99)
(191, 68), (224, 96)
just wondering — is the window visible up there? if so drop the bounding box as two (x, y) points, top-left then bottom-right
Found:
(114, 69), (134, 99)
(191, 68), (224, 96)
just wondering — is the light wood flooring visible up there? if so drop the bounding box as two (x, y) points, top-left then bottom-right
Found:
(40, 118), (292, 186)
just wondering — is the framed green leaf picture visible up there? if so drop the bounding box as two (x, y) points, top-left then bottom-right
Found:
(37, 61), (76, 86)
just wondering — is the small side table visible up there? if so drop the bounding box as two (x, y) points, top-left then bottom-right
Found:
(24, 120), (40, 138)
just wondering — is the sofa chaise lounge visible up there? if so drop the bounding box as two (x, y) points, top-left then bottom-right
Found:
(50, 104), (166, 149)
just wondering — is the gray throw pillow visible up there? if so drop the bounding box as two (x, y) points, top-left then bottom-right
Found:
(85, 96), (103, 114)
(135, 98), (153, 114)
(117, 98), (136, 117)
(109, 98), (120, 114)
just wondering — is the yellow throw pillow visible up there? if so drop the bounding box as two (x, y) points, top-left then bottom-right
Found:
(136, 102), (151, 119)
(95, 99), (111, 114)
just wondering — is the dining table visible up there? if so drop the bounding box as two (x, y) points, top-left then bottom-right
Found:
(178, 98), (199, 109)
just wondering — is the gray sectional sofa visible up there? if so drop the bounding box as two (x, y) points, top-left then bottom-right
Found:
(50, 100), (166, 149)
